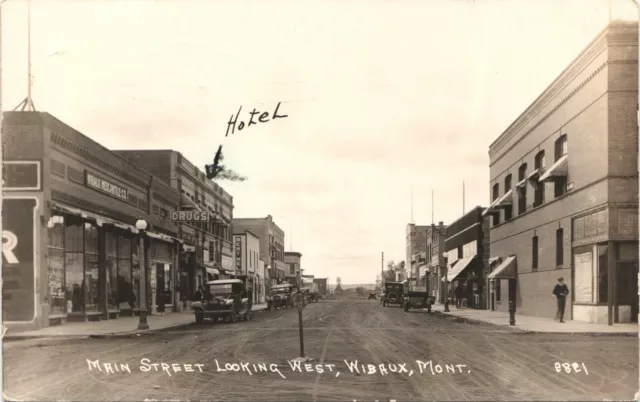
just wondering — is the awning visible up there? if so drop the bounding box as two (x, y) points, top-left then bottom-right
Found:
(146, 231), (176, 244)
(182, 244), (196, 253)
(527, 168), (541, 181)
(487, 255), (517, 280)
(538, 154), (568, 182)
(51, 203), (139, 233)
(205, 267), (220, 275)
(441, 256), (475, 282)
(488, 256), (502, 266)
(495, 189), (513, 208)
(180, 194), (204, 212)
(482, 197), (501, 216)
(515, 178), (527, 189)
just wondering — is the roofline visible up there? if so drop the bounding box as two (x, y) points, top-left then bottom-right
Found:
(488, 21), (636, 153)
(446, 206), (484, 228)
(285, 251), (302, 256)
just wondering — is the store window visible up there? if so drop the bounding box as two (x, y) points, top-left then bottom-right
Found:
(47, 219), (66, 315)
(106, 231), (118, 310)
(118, 235), (136, 309)
(84, 223), (99, 312)
(64, 220), (85, 313)
(495, 279), (501, 302)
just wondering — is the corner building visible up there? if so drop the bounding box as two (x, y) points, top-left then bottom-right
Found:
(2, 112), (184, 331)
(486, 22), (638, 323)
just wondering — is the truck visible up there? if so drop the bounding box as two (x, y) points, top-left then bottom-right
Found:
(301, 282), (320, 303)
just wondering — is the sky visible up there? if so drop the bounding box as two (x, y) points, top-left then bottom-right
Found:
(2, 0), (637, 284)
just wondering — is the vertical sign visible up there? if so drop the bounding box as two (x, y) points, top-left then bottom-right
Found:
(2, 198), (38, 322)
(235, 236), (242, 271)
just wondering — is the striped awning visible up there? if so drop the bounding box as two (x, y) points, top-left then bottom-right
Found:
(50, 203), (139, 233)
(487, 256), (517, 280)
(539, 154), (568, 182)
(482, 190), (513, 216)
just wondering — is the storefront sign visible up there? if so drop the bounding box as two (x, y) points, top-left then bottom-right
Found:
(222, 255), (234, 272)
(85, 171), (129, 201)
(234, 237), (242, 270)
(169, 210), (208, 222)
(2, 161), (41, 191)
(2, 197), (38, 322)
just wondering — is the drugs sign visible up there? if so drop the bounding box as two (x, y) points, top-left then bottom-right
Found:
(2, 197), (38, 322)
(169, 210), (209, 222)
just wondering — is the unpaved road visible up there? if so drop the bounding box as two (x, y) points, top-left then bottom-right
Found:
(3, 298), (638, 401)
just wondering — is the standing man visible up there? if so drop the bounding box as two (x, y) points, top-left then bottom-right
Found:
(247, 286), (253, 309)
(454, 283), (464, 308)
(553, 277), (569, 323)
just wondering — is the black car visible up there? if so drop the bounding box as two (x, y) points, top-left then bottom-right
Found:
(382, 282), (405, 307)
(191, 279), (252, 324)
(403, 291), (436, 313)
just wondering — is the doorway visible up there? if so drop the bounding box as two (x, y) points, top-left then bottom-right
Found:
(617, 261), (638, 323)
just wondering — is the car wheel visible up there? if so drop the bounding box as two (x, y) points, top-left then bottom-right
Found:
(195, 314), (203, 324)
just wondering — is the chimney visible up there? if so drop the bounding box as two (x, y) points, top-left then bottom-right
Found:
(439, 221), (444, 227)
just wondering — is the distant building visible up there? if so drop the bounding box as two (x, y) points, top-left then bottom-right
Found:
(313, 278), (328, 295)
(486, 21), (638, 324)
(284, 251), (303, 285)
(232, 216), (286, 291)
(416, 222), (447, 301)
(406, 223), (430, 280)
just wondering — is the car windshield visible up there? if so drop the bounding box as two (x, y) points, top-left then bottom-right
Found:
(273, 288), (290, 294)
(386, 284), (402, 291)
(209, 284), (233, 295)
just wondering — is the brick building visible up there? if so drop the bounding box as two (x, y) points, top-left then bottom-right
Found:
(486, 21), (638, 323)
(2, 112), (185, 331)
(115, 150), (235, 301)
(231, 216), (286, 291)
(406, 223), (429, 280)
(425, 222), (447, 302)
(233, 230), (262, 304)
(444, 207), (491, 310)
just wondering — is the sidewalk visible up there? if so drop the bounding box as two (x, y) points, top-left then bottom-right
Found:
(4, 304), (268, 341)
(430, 304), (638, 335)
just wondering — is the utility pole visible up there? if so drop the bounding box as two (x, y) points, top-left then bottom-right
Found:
(295, 271), (305, 357)
(14, 0), (36, 112)
(431, 190), (434, 225)
(463, 180), (466, 215)
(381, 252), (384, 287)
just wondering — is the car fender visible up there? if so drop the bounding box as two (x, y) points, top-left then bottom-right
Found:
(191, 301), (203, 310)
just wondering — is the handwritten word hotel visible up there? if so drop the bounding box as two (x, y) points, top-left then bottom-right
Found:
(86, 358), (470, 378)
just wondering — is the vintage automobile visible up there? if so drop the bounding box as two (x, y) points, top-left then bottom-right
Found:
(403, 291), (436, 313)
(267, 283), (295, 310)
(382, 282), (405, 307)
(301, 282), (320, 303)
(191, 279), (252, 324)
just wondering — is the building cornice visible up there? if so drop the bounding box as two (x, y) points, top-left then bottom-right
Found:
(488, 22), (637, 160)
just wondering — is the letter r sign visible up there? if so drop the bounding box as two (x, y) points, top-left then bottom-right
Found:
(2, 197), (37, 322)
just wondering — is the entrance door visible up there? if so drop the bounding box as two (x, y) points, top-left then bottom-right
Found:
(156, 263), (165, 313)
(617, 261), (639, 323)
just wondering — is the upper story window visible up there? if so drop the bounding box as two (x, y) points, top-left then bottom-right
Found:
(518, 163), (527, 181)
(492, 183), (499, 201)
(554, 134), (568, 161)
(504, 174), (512, 192)
(535, 150), (546, 170)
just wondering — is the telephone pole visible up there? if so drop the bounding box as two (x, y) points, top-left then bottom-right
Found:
(381, 252), (384, 287)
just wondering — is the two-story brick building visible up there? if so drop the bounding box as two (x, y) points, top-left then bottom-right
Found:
(444, 207), (491, 310)
(114, 150), (235, 301)
(233, 229), (262, 304)
(2, 112), (186, 331)
(486, 21), (638, 324)
(284, 251), (303, 285)
(231, 216), (286, 291)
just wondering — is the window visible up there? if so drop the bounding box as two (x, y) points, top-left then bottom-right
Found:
(209, 241), (214, 262)
(597, 244), (608, 303)
(553, 135), (568, 199)
(504, 174), (513, 221)
(556, 229), (564, 266)
(532, 236), (539, 270)
(554, 134), (568, 161)
(495, 279), (501, 302)
(517, 164), (527, 215)
(492, 183), (499, 201)
(47, 219), (65, 315)
(84, 224), (99, 312)
(534, 151), (546, 207)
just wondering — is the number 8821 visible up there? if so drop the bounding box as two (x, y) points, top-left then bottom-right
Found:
(555, 362), (589, 375)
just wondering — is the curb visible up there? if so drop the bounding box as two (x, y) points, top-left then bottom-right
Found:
(4, 308), (270, 342)
(432, 311), (638, 337)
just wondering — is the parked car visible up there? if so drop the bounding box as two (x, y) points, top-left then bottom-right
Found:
(403, 291), (435, 313)
(382, 282), (405, 307)
(267, 283), (294, 310)
(191, 279), (252, 324)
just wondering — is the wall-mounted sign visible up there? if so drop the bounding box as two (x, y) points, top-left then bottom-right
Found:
(2, 161), (41, 191)
(170, 210), (208, 222)
(85, 171), (128, 201)
(2, 197), (37, 322)
(222, 255), (234, 272)
(235, 236), (242, 270)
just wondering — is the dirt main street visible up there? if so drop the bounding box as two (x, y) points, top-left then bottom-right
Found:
(4, 298), (638, 401)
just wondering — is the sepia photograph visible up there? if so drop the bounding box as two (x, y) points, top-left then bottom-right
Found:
(1, 0), (639, 401)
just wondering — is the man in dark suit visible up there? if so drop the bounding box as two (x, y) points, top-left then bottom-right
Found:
(553, 277), (570, 323)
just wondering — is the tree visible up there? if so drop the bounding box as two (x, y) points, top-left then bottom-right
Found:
(335, 277), (342, 292)
(205, 145), (247, 182)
